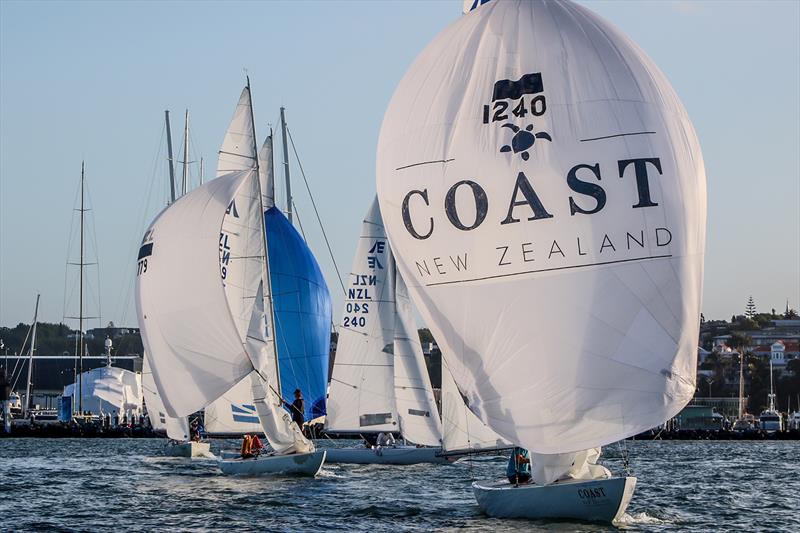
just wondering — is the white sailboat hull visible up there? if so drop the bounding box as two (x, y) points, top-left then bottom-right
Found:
(473, 476), (637, 524)
(218, 450), (326, 476)
(164, 441), (212, 458)
(325, 445), (450, 465)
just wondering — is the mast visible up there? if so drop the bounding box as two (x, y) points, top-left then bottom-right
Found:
(279, 107), (292, 223)
(182, 109), (190, 196)
(268, 128), (276, 204)
(738, 352), (745, 419)
(78, 162), (85, 415)
(249, 79), (282, 397)
(23, 294), (40, 418)
(165, 110), (177, 202)
(768, 359), (776, 412)
(199, 157), (204, 186)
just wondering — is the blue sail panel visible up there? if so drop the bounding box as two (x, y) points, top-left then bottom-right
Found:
(265, 207), (332, 420)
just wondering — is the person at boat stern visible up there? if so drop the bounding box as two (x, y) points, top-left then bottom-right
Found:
(283, 389), (305, 430)
(506, 447), (531, 485)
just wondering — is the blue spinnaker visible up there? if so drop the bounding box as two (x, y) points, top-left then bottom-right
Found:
(265, 206), (332, 420)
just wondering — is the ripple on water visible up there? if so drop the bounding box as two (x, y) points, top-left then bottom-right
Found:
(1, 439), (798, 532)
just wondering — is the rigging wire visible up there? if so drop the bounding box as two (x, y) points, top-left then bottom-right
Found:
(9, 319), (34, 391)
(83, 178), (102, 329)
(285, 127), (346, 296)
(116, 123), (168, 325)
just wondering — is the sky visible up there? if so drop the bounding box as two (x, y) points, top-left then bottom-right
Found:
(1, 0), (798, 331)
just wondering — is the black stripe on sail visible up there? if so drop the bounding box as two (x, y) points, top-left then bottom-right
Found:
(492, 73), (544, 101)
(137, 243), (153, 260)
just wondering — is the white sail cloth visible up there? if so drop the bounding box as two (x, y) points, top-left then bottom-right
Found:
(136, 171), (254, 417)
(63, 366), (142, 418)
(216, 87), (257, 177)
(326, 197), (442, 446)
(441, 363), (509, 454)
(393, 272), (443, 447)
(203, 374), (262, 436)
(326, 198), (399, 433)
(142, 354), (189, 441)
(531, 449), (611, 485)
(376, 0), (706, 454)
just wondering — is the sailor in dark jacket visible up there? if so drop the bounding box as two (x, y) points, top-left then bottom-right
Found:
(283, 389), (305, 430)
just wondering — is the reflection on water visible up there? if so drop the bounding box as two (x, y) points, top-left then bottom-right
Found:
(1, 439), (797, 532)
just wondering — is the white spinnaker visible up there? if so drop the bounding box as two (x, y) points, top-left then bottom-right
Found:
(136, 171), (254, 417)
(376, 0), (706, 454)
(203, 374), (263, 436)
(142, 354), (189, 441)
(393, 272), (443, 447)
(326, 198), (399, 434)
(441, 362), (509, 454)
(217, 86), (257, 177)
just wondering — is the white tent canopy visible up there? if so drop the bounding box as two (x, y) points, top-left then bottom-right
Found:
(63, 366), (142, 419)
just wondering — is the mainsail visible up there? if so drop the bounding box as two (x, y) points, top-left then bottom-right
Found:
(326, 198), (442, 445)
(142, 353), (189, 441)
(326, 198), (399, 433)
(393, 272), (442, 447)
(375, 0), (706, 455)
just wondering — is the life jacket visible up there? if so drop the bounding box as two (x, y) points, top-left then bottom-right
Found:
(241, 435), (252, 457)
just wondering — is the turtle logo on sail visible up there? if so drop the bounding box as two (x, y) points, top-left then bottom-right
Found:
(499, 123), (552, 160)
(482, 72), (551, 159)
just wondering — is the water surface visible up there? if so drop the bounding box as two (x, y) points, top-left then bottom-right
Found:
(1, 439), (796, 532)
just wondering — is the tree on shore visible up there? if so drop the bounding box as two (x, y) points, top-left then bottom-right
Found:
(745, 296), (757, 319)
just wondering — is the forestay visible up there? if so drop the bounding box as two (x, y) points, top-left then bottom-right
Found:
(142, 354), (190, 441)
(376, 0), (706, 454)
(326, 198), (399, 434)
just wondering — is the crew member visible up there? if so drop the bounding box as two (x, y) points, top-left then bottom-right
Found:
(506, 447), (532, 485)
(283, 389), (305, 430)
(376, 432), (395, 447)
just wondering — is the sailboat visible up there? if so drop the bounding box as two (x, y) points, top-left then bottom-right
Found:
(758, 359), (783, 433)
(375, 0), (706, 523)
(325, 198), (445, 464)
(141, 353), (211, 457)
(208, 94), (332, 440)
(136, 81), (325, 477)
(326, 197), (509, 464)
